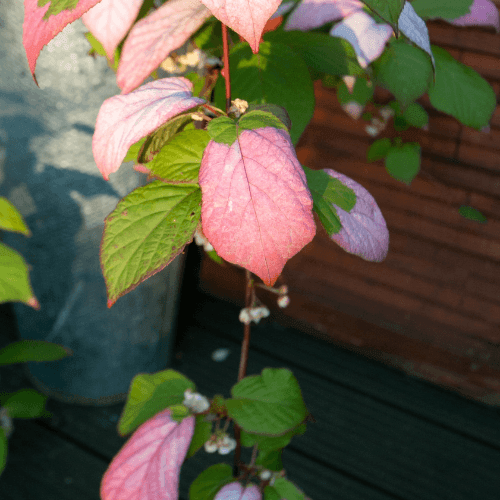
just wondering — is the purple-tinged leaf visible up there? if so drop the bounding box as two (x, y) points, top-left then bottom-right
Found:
(101, 408), (194, 500)
(199, 128), (315, 286)
(200, 0), (281, 52)
(81, 0), (143, 62)
(215, 482), (262, 500)
(447, 0), (500, 32)
(286, 0), (363, 31)
(92, 77), (205, 180)
(330, 11), (394, 68)
(323, 169), (389, 262)
(117, 0), (212, 94)
(23, 0), (103, 86)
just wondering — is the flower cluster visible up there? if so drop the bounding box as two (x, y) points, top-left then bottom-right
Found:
(204, 432), (237, 455)
(182, 389), (210, 413)
(239, 306), (270, 325)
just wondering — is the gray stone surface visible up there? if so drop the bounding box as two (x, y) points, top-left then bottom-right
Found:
(0, 0), (183, 404)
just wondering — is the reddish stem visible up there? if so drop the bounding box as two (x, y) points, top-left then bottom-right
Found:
(221, 23), (232, 113)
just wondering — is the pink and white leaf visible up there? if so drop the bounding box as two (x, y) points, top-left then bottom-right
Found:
(23, 0), (103, 85)
(93, 77), (205, 180)
(447, 0), (500, 32)
(324, 169), (389, 262)
(81, 0), (144, 62)
(330, 11), (394, 68)
(101, 408), (194, 500)
(285, 0), (363, 31)
(214, 482), (262, 500)
(199, 128), (315, 286)
(117, 0), (212, 94)
(199, 0), (281, 52)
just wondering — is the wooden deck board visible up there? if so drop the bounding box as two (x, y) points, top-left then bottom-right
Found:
(1, 293), (500, 500)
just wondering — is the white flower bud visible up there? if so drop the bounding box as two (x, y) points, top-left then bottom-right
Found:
(379, 106), (395, 121)
(231, 98), (249, 114)
(365, 125), (379, 137)
(277, 295), (290, 308)
(183, 389), (210, 413)
(217, 435), (236, 455)
(191, 112), (205, 121)
(239, 308), (252, 325)
(259, 469), (272, 480)
(204, 440), (218, 453)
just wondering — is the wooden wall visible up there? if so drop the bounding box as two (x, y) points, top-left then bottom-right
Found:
(199, 18), (500, 406)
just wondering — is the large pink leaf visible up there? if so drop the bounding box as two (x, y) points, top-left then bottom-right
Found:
(285, 0), (363, 31)
(23, 0), (103, 85)
(329, 10), (394, 68)
(117, 0), (212, 94)
(199, 0), (281, 52)
(199, 128), (315, 286)
(81, 0), (144, 62)
(324, 169), (389, 262)
(215, 482), (262, 500)
(92, 77), (205, 180)
(101, 409), (194, 500)
(447, 0), (500, 32)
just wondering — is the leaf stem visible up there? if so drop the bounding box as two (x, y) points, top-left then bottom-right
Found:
(221, 23), (232, 113)
(233, 269), (253, 477)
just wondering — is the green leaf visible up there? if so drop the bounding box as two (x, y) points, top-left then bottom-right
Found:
(367, 137), (392, 162)
(410, 0), (474, 20)
(394, 115), (410, 131)
(385, 143), (421, 185)
(206, 249), (224, 264)
(3, 389), (47, 419)
(84, 31), (107, 58)
(302, 166), (356, 236)
(0, 340), (72, 366)
(246, 104), (292, 131)
(0, 197), (30, 236)
(264, 486), (282, 500)
(189, 463), (234, 500)
(372, 38), (433, 110)
(214, 41), (315, 145)
(185, 72), (206, 98)
(403, 102), (429, 128)
(38, 0), (78, 20)
(239, 110), (289, 133)
(226, 368), (307, 436)
(272, 477), (305, 500)
(241, 423), (306, 452)
(207, 117), (238, 145)
(101, 181), (201, 307)
(123, 137), (147, 163)
(169, 404), (190, 422)
(193, 18), (222, 54)
(428, 46), (496, 130)
(362, 0), (405, 31)
(459, 206), (487, 223)
(118, 369), (195, 436)
(0, 429), (7, 476)
(138, 113), (195, 164)
(264, 30), (364, 77)
(256, 448), (283, 471)
(0, 243), (37, 306)
(186, 414), (213, 459)
(337, 77), (374, 107)
(147, 130), (210, 183)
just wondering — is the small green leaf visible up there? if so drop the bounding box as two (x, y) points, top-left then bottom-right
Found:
(3, 389), (47, 419)
(123, 137), (147, 163)
(403, 102), (429, 128)
(0, 340), (72, 366)
(39, 0), (78, 20)
(337, 78), (374, 107)
(272, 477), (306, 500)
(185, 72), (206, 98)
(372, 38), (433, 110)
(148, 129), (210, 184)
(0, 198), (30, 235)
(362, 0), (405, 31)
(393, 115), (410, 131)
(169, 404), (190, 422)
(302, 166), (356, 236)
(428, 45), (496, 130)
(206, 249), (224, 264)
(459, 206), (487, 223)
(367, 138), (392, 162)
(246, 104), (292, 131)
(138, 113), (195, 163)
(239, 110), (289, 133)
(189, 463), (234, 500)
(0, 429), (7, 476)
(207, 117), (237, 145)
(264, 486), (282, 500)
(84, 31), (107, 58)
(193, 19), (223, 53)
(118, 369), (195, 436)
(256, 448), (283, 471)
(186, 414), (212, 459)
(385, 143), (421, 184)
(226, 368), (307, 436)
(241, 423), (306, 452)
(410, 0), (474, 20)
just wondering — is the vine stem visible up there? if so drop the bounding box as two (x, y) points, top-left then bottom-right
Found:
(221, 23), (232, 113)
(233, 269), (254, 477)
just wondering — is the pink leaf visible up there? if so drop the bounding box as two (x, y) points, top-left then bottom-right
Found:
(23, 0), (103, 85)
(329, 11), (394, 68)
(81, 0), (144, 62)
(447, 0), (500, 32)
(117, 0), (212, 94)
(285, 0), (363, 31)
(199, 0), (281, 52)
(101, 409), (194, 500)
(324, 169), (389, 262)
(215, 482), (262, 500)
(92, 77), (205, 180)
(199, 128), (315, 286)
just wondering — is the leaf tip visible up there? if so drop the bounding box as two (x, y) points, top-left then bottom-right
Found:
(107, 298), (116, 309)
(27, 296), (41, 310)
